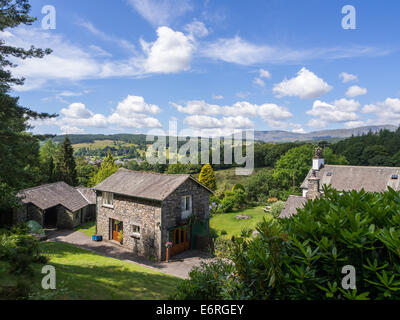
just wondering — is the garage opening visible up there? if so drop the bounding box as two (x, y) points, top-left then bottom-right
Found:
(44, 206), (58, 228)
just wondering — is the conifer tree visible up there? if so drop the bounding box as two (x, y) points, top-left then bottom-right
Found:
(88, 150), (119, 187)
(54, 137), (77, 186)
(199, 163), (217, 191)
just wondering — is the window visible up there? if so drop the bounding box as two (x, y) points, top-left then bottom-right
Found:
(102, 192), (114, 208)
(181, 195), (192, 219)
(392, 174), (398, 180)
(130, 224), (141, 239)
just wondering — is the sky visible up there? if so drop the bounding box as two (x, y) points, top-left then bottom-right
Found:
(3, 0), (400, 137)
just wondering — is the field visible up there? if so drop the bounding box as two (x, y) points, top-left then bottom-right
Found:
(210, 206), (273, 239)
(0, 242), (181, 300)
(74, 221), (96, 237)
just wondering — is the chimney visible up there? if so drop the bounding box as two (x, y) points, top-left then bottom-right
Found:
(306, 170), (320, 200)
(312, 147), (325, 171)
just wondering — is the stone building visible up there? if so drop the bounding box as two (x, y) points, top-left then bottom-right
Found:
(15, 182), (96, 228)
(94, 168), (212, 261)
(280, 148), (400, 218)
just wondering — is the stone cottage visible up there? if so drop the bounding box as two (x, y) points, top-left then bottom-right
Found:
(15, 182), (96, 228)
(94, 168), (212, 261)
(280, 148), (400, 218)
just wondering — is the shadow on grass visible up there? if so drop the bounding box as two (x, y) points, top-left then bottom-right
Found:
(33, 242), (182, 300)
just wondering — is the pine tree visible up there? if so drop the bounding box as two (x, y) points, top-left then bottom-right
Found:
(54, 137), (77, 186)
(199, 163), (217, 191)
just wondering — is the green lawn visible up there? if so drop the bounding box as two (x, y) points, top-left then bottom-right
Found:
(210, 206), (273, 239)
(1, 242), (182, 300)
(74, 221), (96, 237)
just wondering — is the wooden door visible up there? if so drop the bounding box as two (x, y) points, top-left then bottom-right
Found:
(112, 220), (121, 241)
(170, 225), (191, 257)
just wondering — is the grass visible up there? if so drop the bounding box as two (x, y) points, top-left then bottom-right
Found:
(210, 206), (273, 239)
(74, 221), (96, 237)
(1, 241), (182, 300)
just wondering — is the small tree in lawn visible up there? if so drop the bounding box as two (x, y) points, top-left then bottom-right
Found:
(199, 163), (216, 191)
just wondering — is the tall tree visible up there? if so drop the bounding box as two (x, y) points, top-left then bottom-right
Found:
(0, 0), (54, 213)
(54, 137), (77, 186)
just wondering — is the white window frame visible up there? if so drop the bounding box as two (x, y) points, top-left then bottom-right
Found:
(130, 224), (141, 239)
(102, 192), (114, 208)
(181, 195), (192, 219)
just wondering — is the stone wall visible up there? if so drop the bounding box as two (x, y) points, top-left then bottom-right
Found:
(13, 204), (27, 224)
(161, 179), (211, 260)
(26, 204), (43, 226)
(96, 192), (162, 260)
(57, 207), (81, 229)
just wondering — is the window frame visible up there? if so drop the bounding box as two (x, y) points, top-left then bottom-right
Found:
(130, 224), (141, 239)
(181, 195), (192, 219)
(102, 192), (114, 208)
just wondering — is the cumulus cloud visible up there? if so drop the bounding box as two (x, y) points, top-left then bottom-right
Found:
(339, 72), (358, 83)
(273, 68), (332, 99)
(184, 20), (209, 38)
(127, 0), (193, 26)
(173, 100), (293, 130)
(32, 95), (162, 133)
(259, 69), (271, 79)
(306, 99), (360, 128)
(346, 85), (367, 98)
(140, 26), (194, 73)
(362, 98), (400, 125)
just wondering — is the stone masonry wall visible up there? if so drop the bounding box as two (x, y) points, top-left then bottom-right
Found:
(96, 192), (162, 261)
(161, 179), (211, 260)
(27, 204), (43, 226)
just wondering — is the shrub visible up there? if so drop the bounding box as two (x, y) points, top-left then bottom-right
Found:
(199, 163), (217, 191)
(171, 260), (234, 300)
(178, 187), (400, 300)
(269, 200), (285, 219)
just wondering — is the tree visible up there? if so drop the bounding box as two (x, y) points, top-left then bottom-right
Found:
(39, 139), (57, 182)
(88, 150), (119, 187)
(75, 156), (97, 187)
(199, 163), (216, 191)
(54, 137), (77, 186)
(0, 0), (54, 213)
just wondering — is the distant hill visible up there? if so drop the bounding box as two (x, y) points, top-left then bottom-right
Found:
(254, 125), (398, 143)
(51, 125), (398, 145)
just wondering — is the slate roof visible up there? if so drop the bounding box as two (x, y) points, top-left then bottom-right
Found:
(76, 187), (96, 205)
(18, 182), (92, 212)
(94, 168), (212, 201)
(279, 195), (307, 218)
(300, 165), (400, 193)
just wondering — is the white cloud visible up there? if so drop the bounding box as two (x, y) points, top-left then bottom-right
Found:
(362, 98), (400, 125)
(127, 0), (193, 26)
(201, 36), (387, 66)
(259, 69), (271, 79)
(212, 95), (224, 100)
(184, 20), (209, 38)
(253, 77), (265, 87)
(173, 100), (292, 130)
(141, 26), (194, 73)
(61, 103), (93, 119)
(60, 103), (108, 128)
(273, 68), (332, 99)
(115, 95), (161, 115)
(60, 126), (85, 134)
(184, 115), (253, 129)
(306, 100), (360, 128)
(339, 72), (358, 83)
(346, 85), (367, 98)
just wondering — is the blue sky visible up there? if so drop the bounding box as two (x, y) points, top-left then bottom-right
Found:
(4, 0), (400, 136)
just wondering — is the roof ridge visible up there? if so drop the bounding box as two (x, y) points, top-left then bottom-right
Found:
(325, 164), (400, 170)
(118, 167), (190, 177)
(19, 181), (68, 193)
